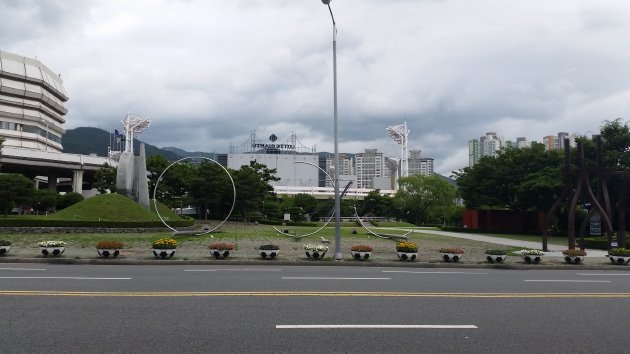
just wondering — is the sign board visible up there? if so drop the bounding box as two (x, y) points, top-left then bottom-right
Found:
(589, 213), (601, 236)
(284, 213), (291, 221)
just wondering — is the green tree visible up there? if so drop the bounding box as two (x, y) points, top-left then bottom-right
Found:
(188, 161), (232, 220)
(32, 189), (60, 213)
(601, 118), (630, 169)
(146, 155), (171, 199)
(0, 173), (34, 216)
(360, 190), (396, 219)
(394, 174), (457, 225)
(292, 193), (318, 215)
(93, 163), (117, 193)
(261, 197), (282, 220)
(148, 157), (196, 209)
(57, 192), (84, 210)
(232, 161), (279, 221)
(453, 142), (563, 227)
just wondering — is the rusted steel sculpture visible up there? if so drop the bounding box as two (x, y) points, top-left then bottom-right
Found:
(542, 136), (620, 251)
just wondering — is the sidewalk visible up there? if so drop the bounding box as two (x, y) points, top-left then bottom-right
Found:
(420, 229), (610, 258)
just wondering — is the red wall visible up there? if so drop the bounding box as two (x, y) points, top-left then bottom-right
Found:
(463, 209), (544, 232)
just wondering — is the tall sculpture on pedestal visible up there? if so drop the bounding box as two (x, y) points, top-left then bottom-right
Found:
(116, 114), (151, 209)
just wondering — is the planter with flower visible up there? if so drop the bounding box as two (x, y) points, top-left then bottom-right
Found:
(607, 248), (630, 265)
(0, 240), (11, 256)
(396, 242), (418, 261)
(350, 245), (373, 260)
(439, 247), (464, 262)
(39, 241), (66, 257)
(485, 249), (508, 263)
(259, 244), (280, 260)
(520, 249), (544, 264)
(208, 242), (234, 259)
(152, 238), (177, 259)
(304, 244), (328, 259)
(96, 240), (124, 258)
(562, 249), (586, 264)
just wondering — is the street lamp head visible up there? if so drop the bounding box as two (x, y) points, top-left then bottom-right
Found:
(321, 0), (331, 4)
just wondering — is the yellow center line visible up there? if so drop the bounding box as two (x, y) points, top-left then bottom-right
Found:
(1, 291), (630, 298)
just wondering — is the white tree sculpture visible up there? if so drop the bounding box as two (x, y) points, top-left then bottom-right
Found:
(122, 113), (151, 153)
(386, 122), (410, 178)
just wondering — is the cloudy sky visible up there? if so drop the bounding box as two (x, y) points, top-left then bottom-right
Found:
(2, 0), (629, 175)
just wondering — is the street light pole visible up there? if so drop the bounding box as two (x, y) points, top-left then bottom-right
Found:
(321, 0), (342, 260)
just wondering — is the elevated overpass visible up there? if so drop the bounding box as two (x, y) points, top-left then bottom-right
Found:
(273, 185), (395, 199)
(0, 146), (115, 194)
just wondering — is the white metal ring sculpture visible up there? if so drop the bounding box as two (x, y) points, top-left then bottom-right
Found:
(153, 157), (236, 235)
(272, 161), (335, 238)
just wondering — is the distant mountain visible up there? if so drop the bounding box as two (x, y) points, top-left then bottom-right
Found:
(62, 127), (182, 161)
(162, 147), (218, 159)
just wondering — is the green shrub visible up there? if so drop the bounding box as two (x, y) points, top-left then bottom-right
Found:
(57, 192), (84, 210)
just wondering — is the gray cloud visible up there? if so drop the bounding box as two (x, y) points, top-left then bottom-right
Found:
(2, 0), (629, 175)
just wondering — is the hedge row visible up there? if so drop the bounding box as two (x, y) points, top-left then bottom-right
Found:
(577, 237), (629, 250)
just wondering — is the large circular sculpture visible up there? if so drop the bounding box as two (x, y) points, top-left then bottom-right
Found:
(152, 157), (236, 235)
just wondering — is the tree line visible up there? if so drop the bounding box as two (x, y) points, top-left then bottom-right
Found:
(453, 119), (630, 233)
(94, 155), (462, 225)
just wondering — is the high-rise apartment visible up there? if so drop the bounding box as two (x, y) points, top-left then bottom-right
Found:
(355, 149), (385, 189)
(408, 149), (434, 176)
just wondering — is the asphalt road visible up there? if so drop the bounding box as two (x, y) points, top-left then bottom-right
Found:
(1, 264), (630, 353)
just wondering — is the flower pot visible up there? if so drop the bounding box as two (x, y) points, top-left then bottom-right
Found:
(442, 253), (463, 262)
(259, 250), (279, 260)
(305, 251), (326, 259)
(0, 246), (11, 256)
(521, 255), (543, 264)
(97, 249), (120, 258)
(607, 255), (630, 265)
(351, 251), (371, 260)
(41, 247), (65, 257)
(486, 254), (507, 263)
(209, 249), (230, 259)
(153, 249), (176, 259)
(397, 252), (417, 261)
(564, 255), (585, 264)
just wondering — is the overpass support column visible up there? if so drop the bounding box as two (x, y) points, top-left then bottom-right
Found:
(48, 171), (58, 191)
(72, 170), (84, 194)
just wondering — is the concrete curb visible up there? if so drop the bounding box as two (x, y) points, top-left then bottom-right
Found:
(1, 255), (628, 271)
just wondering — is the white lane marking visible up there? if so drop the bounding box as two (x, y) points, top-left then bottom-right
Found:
(383, 271), (487, 275)
(577, 273), (630, 276)
(0, 268), (46, 271)
(524, 280), (611, 283)
(282, 277), (390, 280)
(184, 269), (282, 272)
(276, 325), (478, 329)
(0, 277), (131, 280)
